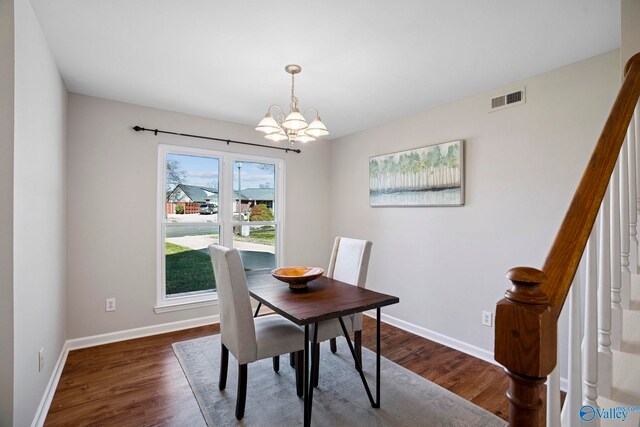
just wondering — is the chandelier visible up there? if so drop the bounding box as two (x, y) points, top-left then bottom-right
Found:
(255, 64), (329, 145)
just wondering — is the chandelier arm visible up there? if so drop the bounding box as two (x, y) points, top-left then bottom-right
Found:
(268, 104), (284, 116)
(302, 108), (320, 120)
(275, 112), (286, 127)
(266, 105), (287, 128)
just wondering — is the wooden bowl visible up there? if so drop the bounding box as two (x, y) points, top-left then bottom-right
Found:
(271, 266), (324, 290)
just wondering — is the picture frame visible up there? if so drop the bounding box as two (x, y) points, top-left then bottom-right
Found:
(369, 140), (464, 207)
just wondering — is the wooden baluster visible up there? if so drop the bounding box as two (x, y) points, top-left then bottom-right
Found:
(495, 267), (555, 427)
(582, 228), (600, 425)
(597, 188), (613, 398)
(611, 161), (623, 351)
(628, 115), (639, 274)
(546, 343), (561, 427)
(561, 274), (583, 427)
(621, 137), (632, 310)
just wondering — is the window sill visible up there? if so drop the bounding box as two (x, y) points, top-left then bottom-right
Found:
(154, 297), (218, 314)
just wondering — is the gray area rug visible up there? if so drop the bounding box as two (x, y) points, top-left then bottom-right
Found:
(173, 334), (507, 427)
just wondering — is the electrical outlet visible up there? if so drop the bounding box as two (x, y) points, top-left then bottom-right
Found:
(38, 348), (44, 372)
(106, 298), (116, 312)
(482, 311), (493, 327)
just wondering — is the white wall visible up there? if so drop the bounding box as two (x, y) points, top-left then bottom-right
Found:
(12, 0), (68, 424)
(622, 0), (640, 66)
(0, 0), (15, 424)
(329, 50), (620, 365)
(65, 94), (331, 339)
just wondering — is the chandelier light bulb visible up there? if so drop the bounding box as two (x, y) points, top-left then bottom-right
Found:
(295, 133), (316, 143)
(305, 117), (329, 138)
(255, 112), (281, 134)
(265, 130), (288, 142)
(282, 108), (308, 131)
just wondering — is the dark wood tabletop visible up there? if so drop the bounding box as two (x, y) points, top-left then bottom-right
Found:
(246, 273), (400, 326)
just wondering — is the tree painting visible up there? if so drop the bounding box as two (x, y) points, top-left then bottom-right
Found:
(369, 140), (464, 206)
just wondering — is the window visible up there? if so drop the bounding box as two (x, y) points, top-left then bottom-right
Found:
(232, 161), (278, 273)
(156, 145), (283, 311)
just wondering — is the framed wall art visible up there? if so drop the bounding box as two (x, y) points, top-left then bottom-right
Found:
(369, 140), (464, 207)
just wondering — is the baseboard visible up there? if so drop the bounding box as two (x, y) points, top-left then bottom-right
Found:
(66, 314), (219, 350)
(31, 342), (69, 427)
(31, 315), (220, 426)
(365, 311), (569, 392)
(366, 311), (497, 365)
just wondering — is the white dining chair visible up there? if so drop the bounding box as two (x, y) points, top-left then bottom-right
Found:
(209, 244), (306, 420)
(310, 236), (373, 387)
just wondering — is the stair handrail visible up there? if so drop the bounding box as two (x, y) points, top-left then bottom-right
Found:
(494, 52), (640, 427)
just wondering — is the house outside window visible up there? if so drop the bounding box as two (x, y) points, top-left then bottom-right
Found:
(156, 145), (283, 312)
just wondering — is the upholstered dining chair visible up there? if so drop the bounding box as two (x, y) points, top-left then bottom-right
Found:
(309, 236), (373, 387)
(208, 244), (306, 420)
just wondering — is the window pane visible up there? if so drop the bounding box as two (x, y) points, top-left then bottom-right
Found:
(232, 161), (276, 222)
(166, 154), (219, 223)
(233, 225), (276, 272)
(165, 224), (219, 296)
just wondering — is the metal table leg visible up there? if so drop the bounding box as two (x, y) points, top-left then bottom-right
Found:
(376, 307), (380, 408)
(338, 308), (382, 408)
(253, 302), (262, 317)
(304, 323), (318, 427)
(303, 325), (309, 426)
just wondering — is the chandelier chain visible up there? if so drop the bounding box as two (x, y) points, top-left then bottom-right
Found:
(290, 72), (297, 110)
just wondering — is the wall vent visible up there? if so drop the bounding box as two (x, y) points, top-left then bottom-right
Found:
(489, 87), (526, 112)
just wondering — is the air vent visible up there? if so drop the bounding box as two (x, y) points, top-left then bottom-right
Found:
(489, 87), (526, 112)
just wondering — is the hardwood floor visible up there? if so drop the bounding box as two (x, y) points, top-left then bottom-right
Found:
(45, 317), (509, 426)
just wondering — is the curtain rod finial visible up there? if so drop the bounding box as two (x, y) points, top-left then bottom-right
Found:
(133, 126), (144, 132)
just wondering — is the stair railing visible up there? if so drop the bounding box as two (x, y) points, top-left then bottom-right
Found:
(494, 52), (640, 427)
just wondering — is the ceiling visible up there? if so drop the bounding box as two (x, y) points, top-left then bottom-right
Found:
(30, 0), (620, 139)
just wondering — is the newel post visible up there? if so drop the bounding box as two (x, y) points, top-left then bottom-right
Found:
(495, 267), (557, 427)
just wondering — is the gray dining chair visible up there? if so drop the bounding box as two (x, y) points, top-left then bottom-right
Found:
(209, 244), (306, 420)
(309, 237), (373, 387)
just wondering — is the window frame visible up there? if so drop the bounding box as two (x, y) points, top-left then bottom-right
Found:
(155, 144), (285, 312)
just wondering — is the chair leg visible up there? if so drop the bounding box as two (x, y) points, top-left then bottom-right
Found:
(236, 363), (248, 420)
(312, 343), (320, 388)
(219, 344), (229, 390)
(354, 330), (362, 369)
(330, 337), (337, 353)
(290, 352), (295, 368)
(273, 355), (280, 372)
(295, 350), (304, 398)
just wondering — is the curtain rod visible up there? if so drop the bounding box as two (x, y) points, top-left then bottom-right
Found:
(132, 125), (302, 154)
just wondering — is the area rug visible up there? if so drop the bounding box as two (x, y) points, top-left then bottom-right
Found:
(173, 334), (507, 427)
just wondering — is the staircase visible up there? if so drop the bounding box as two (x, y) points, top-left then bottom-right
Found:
(493, 53), (640, 427)
(598, 278), (640, 426)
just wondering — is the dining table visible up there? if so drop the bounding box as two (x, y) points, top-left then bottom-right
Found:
(246, 272), (400, 427)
